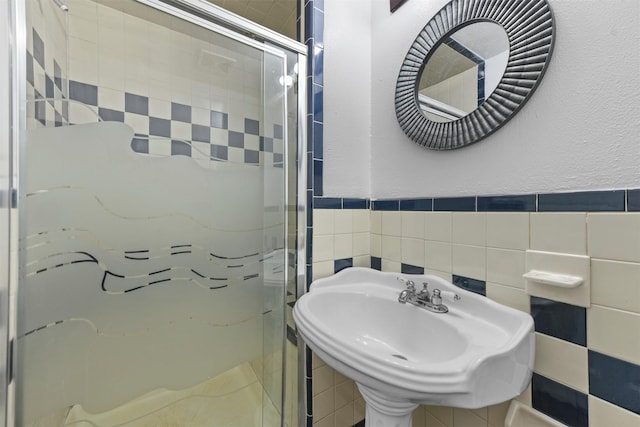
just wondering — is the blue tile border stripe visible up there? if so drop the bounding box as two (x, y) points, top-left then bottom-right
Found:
(532, 373), (589, 427)
(530, 296), (586, 346)
(539, 190), (625, 212)
(589, 350), (640, 415)
(452, 275), (486, 296)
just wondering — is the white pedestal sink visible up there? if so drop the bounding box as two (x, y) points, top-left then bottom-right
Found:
(293, 268), (534, 427)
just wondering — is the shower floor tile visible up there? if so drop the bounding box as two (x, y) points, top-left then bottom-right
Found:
(57, 363), (280, 427)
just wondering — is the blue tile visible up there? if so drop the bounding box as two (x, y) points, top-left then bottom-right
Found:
(477, 194), (536, 212)
(313, 8), (324, 47)
(306, 263), (313, 288)
(306, 152), (313, 190)
(313, 159), (323, 196)
(260, 136), (274, 152)
(191, 124), (210, 143)
(69, 81), (98, 106)
(274, 153), (283, 168)
(210, 144), (228, 161)
(45, 76), (54, 98)
(401, 264), (424, 274)
(530, 296), (586, 346)
(315, 0), (324, 11)
(228, 131), (244, 148)
(313, 47), (324, 86)
(274, 123), (283, 139)
(313, 121), (323, 159)
(538, 190), (625, 212)
(371, 257), (382, 271)
(245, 118), (260, 135)
(306, 191), (313, 225)
(589, 350), (640, 414)
(171, 140), (191, 157)
(532, 373), (588, 427)
(343, 198), (368, 209)
(32, 29), (45, 68)
(304, 2), (314, 42)
(244, 150), (259, 164)
(210, 111), (228, 129)
(149, 117), (171, 137)
(628, 189), (640, 211)
(306, 228), (313, 265)
(372, 200), (399, 211)
(171, 102), (191, 123)
(313, 197), (341, 209)
(54, 60), (62, 89)
(34, 90), (46, 125)
(130, 137), (148, 154)
(434, 197), (476, 211)
(312, 84), (323, 122)
(26, 52), (34, 86)
(452, 275), (486, 296)
(334, 258), (353, 273)
(99, 108), (124, 122)
(400, 198), (433, 211)
(125, 93), (149, 115)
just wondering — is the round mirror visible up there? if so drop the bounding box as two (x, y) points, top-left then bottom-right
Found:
(418, 22), (509, 123)
(395, 0), (555, 150)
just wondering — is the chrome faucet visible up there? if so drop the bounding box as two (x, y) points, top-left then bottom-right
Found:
(397, 278), (459, 314)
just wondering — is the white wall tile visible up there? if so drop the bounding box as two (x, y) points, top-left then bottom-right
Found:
(534, 333), (589, 393)
(382, 211), (402, 236)
(402, 211), (425, 239)
(97, 87), (124, 111)
(486, 213), (529, 250)
(371, 211), (382, 234)
(381, 236), (402, 262)
(352, 210), (370, 233)
(353, 233), (370, 257)
(591, 259), (640, 314)
(452, 213), (486, 246)
(530, 213), (587, 255)
(402, 238), (425, 267)
(334, 234), (353, 260)
(313, 210), (335, 236)
(352, 255), (370, 268)
(425, 241), (452, 273)
(452, 245), (486, 281)
(334, 210), (353, 235)
(486, 248), (525, 288)
(370, 233), (382, 258)
(587, 305), (640, 365)
(313, 235), (334, 262)
(486, 283), (530, 314)
(425, 212), (452, 242)
(588, 395), (640, 427)
(425, 269), (453, 282)
(381, 259), (401, 273)
(588, 213), (640, 262)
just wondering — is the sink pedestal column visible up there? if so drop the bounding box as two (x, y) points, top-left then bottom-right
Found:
(357, 384), (418, 427)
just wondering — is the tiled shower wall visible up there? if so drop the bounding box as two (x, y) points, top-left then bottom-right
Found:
(309, 191), (640, 427)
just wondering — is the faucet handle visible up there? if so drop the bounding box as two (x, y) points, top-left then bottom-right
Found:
(431, 289), (442, 306)
(397, 277), (416, 291)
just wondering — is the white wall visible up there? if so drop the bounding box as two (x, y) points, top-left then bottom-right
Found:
(324, 0), (640, 198)
(322, 0), (372, 197)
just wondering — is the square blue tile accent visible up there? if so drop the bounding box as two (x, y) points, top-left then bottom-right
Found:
(343, 198), (368, 209)
(244, 118), (260, 135)
(34, 90), (45, 125)
(130, 137), (148, 154)
(313, 121), (323, 159)
(313, 8), (324, 47)
(371, 257), (382, 271)
(315, 0), (324, 11)
(589, 350), (640, 414)
(452, 275), (486, 296)
(191, 124), (210, 143)
(434, 197), (476, 211)
(171, 140), (191, 157)
(530, 296), (586, 346)
(313, 197), (341, 209)
(334, 258), (353, 273)
(69, 81), (98, 106)
(628, 189), (640, 211)
(171, 102), (191, 123)
(274, 124), (283, 139)
(532, 373), (588, 427)
(306, 191), (313, 224)
(210, 144), (228, 161)
(210, 111), (228, 129)
(312, 84), (323, 122)
(306, 227), (313, 265)
(45, 76), (54, 98)
(304, 1), (314, 42)
(306, 152), (313, 189)
(260, 137), (274, 152)
(32, 29), (45, 68)
(274, 153), (283, 168)
(477, 194), (536, 212)
(313, 159), (323, 196)
(401, 264), (424, 274)
(98, 108), (124, 122)
(538, 190), (625, 212)
(54, 60), (62, 89)
(26, 52), (34, 86)
(372, 200), (400, 211)
(244, 150), (259, 164)
(313, 47), (324, 86)
(125, 93), (149, 115)
(228, 131), (244, 148)
(400, 198), (433, 211)
(149, 117), (171, 137)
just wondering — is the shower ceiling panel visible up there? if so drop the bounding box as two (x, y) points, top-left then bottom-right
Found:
(208, 0), (298, 39)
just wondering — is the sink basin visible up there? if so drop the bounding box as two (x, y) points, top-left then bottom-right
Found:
(293, 268), (534, 426)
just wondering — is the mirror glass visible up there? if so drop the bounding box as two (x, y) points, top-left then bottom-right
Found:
(418, 22), (509, 123)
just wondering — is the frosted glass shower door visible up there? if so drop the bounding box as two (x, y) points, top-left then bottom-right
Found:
(17, 1), (289, 425)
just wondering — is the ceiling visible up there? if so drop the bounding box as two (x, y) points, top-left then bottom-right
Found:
(207, 0), (298, 40)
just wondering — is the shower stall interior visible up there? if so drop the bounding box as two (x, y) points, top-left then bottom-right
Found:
(1, 0), (306, 425)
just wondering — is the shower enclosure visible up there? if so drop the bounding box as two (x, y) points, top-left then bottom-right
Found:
(1, 0), (307, 425)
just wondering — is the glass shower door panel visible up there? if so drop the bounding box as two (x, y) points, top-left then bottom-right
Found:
(18, 1), (288, 425)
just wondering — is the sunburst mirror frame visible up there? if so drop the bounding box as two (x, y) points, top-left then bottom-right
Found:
(395, 0), (555, 150)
